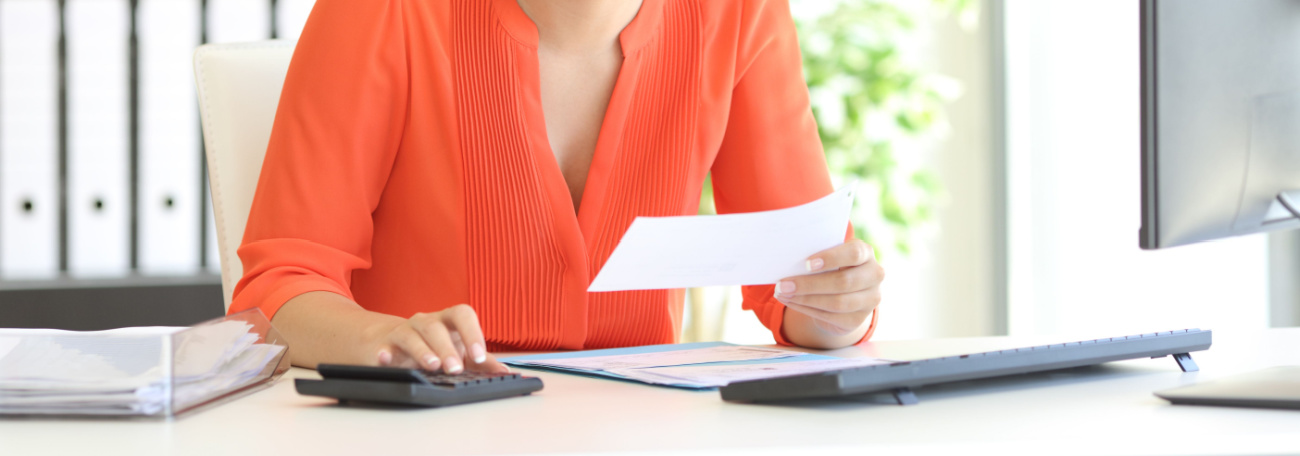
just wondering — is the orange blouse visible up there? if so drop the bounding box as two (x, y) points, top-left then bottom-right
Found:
(230, 0), (877, 350)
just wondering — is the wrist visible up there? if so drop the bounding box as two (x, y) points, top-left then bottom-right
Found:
(780, 307), (871, 349)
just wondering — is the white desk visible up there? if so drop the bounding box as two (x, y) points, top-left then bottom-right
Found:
(5, 329), (1300, 455)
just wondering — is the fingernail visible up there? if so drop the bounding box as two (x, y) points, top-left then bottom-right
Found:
(424, 354), (440, 370)
(777, 280), (796, 294)
(444, 357), (463, 374)
(471, 343), (487, 364)
(806, 258), (824, 272)
(377, 350), (392, 366)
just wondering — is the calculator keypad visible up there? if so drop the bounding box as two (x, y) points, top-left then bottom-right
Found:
(419, 372), (523, 387)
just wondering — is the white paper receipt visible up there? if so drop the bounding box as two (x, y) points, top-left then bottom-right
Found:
(588, 183), (856, 292)
(517, 346), (805, 371)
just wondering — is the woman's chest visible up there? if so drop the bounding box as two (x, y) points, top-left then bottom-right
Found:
(535, 47), (624, 212)
(394, 2), (741, 224)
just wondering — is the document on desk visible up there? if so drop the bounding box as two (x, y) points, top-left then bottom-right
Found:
(608, 357), (893, 388)
(588, 183), (856, 292)
(501, 341), (893, 389)
(516, 345), (804, 371)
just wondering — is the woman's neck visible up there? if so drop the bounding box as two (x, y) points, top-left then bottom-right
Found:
(515, 0), (644, 54)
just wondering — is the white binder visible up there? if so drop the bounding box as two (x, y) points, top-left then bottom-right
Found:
(138, 0), (202, 275)
(207, 0), (272, 43)
(65, 0), (131, 277)
(0, 0), (61, 279)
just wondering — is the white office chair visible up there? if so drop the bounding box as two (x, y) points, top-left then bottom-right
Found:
(194, 41), (296, 310)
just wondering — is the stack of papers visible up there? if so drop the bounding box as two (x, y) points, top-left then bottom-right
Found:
(503, 342), (890, 389)
(0, 320), (285, 416)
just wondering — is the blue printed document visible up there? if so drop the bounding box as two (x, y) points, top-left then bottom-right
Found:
(500, 342), (890, 389)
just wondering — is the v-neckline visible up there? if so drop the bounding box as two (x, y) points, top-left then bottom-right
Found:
(493, 0), (664, 253)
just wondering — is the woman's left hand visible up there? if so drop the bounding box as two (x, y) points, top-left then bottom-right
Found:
(774, 239), (884, 336)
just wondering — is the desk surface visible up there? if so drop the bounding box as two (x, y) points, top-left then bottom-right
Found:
(5, 329), (1300, 455)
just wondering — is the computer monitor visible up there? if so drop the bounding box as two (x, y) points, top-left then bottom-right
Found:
(1139, 0), (1300, 410)
(1140, 0), (1300, 249)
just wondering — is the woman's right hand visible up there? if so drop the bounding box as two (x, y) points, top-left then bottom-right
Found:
(368, 304), (509, 374)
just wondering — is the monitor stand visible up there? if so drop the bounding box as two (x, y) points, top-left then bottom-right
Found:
(1264, 190), (1300, 225)
(1155, 366), (1300, 410)
(1274, 190), (1300, 220)
(1158, 194), (1300, 410)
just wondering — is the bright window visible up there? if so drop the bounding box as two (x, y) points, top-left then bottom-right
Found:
(1003, 0), (1269, 336)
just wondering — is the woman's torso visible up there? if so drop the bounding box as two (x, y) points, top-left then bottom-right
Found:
(233, 0), (832, 351)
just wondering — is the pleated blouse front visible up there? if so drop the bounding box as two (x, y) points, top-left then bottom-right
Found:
(229, 0), (877, 350)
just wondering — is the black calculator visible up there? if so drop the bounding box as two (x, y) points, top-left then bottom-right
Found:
(295, 364), (543, 407)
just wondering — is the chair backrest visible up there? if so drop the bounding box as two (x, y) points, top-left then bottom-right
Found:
(194, 41), (295, 310)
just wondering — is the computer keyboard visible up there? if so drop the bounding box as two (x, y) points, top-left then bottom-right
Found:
(296, 364), (543, 407)
(719, 329), (1212, 405)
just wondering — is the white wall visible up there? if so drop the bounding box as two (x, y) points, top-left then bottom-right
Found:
(1003, 0), (1269, 337)
(908, 0), (1001, 339)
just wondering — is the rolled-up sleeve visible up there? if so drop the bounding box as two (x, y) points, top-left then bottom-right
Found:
(228, 0), (408, 319)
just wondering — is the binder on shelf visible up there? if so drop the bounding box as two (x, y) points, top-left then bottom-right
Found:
(0, 0), (61, 279)
(138, 0), (202, 275)
(207, 0), (272, 44)
(0, 308), (291, 418)
(66, 0), (131, 277)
